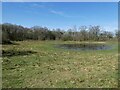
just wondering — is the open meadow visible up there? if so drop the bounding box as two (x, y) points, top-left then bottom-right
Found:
(2, 40), (118, 88)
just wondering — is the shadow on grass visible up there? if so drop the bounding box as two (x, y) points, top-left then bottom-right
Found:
(2, 50), (37, 57)
(1, 40), (20, 45)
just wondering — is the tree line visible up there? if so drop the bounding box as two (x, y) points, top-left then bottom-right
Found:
(1, 23), (119, 44)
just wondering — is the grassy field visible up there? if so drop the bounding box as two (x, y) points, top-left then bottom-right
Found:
(2, 40), (118, 88)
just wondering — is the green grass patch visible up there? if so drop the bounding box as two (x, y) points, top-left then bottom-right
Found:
(2, 40), (118, 88)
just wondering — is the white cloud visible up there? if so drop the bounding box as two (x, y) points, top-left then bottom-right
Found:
(50, 10), (72, 17)
(50, 10), (64, 16)
(50, 10), (86, 19)
(31, 3), (45, 8)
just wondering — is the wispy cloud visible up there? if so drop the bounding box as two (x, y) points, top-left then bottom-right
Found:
(50, 10), (73, 18)
(26, 3), (86, 19)
(50, 10), (86, 19)
(50, 10), (64, 16)
(29, 4), (68, 17)
(31, 3), (45, 8)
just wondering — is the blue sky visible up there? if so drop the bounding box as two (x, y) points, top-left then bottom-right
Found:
(2, 2), (118, 32)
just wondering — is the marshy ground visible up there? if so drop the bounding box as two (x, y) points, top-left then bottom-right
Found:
(2, 40), (118, 88)
(56, 43), (112, 51)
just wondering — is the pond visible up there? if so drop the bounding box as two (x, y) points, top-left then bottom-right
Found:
(56, 43), (112, 51)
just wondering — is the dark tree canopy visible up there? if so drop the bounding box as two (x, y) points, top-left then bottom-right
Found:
(1, 23), (117, 44)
